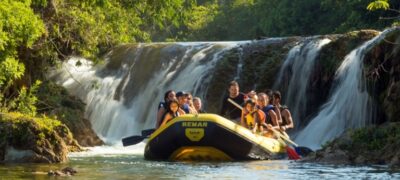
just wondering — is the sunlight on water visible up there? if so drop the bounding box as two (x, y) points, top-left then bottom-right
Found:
(1, 152), (399, 180)
(68, 143), (146, 157)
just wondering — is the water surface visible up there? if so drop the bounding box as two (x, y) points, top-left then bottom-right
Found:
(1, 144), (399, 179)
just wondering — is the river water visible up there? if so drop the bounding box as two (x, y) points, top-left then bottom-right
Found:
(1, 144), (399, 179)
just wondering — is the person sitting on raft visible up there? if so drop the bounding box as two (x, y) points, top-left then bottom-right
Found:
(176, 91), (197, 114)
(220, 81), (247, 123)
(273, 91), (294, 131)
(257, 91), (280, 137)
(156, 90), (176, 128)
(193, 97), (206, 113)
(241, 99), (266, 134)
(160, 99), (184, 127)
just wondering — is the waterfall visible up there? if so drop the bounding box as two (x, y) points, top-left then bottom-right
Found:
(273, 38), (331, 129)
(233, 46), (244, 81)
(50, 28), (398, 148)
(295, 28), (399, 149)
(50, 42), (240, 144)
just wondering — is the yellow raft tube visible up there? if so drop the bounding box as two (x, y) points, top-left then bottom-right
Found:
(144, 114), (287, 161)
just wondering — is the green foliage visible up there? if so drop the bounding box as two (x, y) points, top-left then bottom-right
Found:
(12, 80), (42, 116)
(0, 57), (25, 88)
(347, 123), (400, 153)
(185, 0), (399, 40)
(0, 0), (45, 57)
(40, 1), (144, 62)
(367, 0), (399, 27)
(321, 140), (332, 149)
(34, 0), (197, 61)
(0, 111), (78, 160)
(0, 1), (45, 114)
(185, 3), (219, 40)
(367, 0), (390, 11)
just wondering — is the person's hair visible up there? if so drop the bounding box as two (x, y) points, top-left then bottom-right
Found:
(257, 92), (267, 98)
(164, 90), (174, 102)
(265, 89), (273, 104)
(229, 80), (239, 88)
(244, 99), (256, 107)
(166, 99), (179, 113)
(193, 97), (201, 102)
(273, 91), (281, 101)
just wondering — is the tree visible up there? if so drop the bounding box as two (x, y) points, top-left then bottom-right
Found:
(367, 0), (399, 24)
(0, 1), (45, 112)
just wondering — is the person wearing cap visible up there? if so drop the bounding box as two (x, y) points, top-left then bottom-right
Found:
(176, 91), (196, 114)
(220, 80), (247, 123)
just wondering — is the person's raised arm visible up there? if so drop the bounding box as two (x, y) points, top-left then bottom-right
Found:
(160, 113), (172, 127)
(268, 110), (280, 130)
(274, 106), (283, 125)
(282, 109), (294, 130)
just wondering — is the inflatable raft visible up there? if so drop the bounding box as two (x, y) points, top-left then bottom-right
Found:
(144, 114), (287, 161)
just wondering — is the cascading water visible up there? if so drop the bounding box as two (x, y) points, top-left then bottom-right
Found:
(294, 28), (399, 149)
(50, 42), (241, 144)
(50, 28), (397, 149)
(233, 45), (244, 81)
(273, 38), (331, 130)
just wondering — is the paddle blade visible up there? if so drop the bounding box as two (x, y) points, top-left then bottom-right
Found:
(286, 146), (301, 160)
(295, 146), (314, 157)
(141, 129), (156, 137)
(122, 136), (145, 146)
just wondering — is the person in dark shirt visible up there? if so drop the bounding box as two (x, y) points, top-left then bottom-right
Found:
(220, 81), (247, 123)
(156, 90), (176, 128)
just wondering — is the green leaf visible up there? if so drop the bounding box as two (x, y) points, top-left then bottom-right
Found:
(367, 0), (390, 11)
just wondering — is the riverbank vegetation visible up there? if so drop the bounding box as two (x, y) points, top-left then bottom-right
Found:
(304, 122), (400, 167)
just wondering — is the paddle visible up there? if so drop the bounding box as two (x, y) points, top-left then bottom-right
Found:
(227, 98), (306, 159)
(122, 129), (156, 147)
(228, 98), (314, 156)
(122, 135), (146, 146)
(141, 128), (156, 137)
(275, 135), (300, 160)
(278, 130), (314, 157)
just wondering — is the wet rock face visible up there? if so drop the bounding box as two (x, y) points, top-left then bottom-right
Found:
(37, 81), (103, 147)
(205, 30), (381, 125)
(364, 30), (400, 123)
(303, 122), (400, 167)
(205, 38), (299, 113)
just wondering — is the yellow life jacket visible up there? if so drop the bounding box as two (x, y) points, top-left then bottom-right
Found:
(245, 113), (255, 128)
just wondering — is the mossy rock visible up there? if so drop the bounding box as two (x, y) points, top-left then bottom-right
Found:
(305, 122), (400, 167)
(0, 112), (81, 163)
(36, 81), (103, 146)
